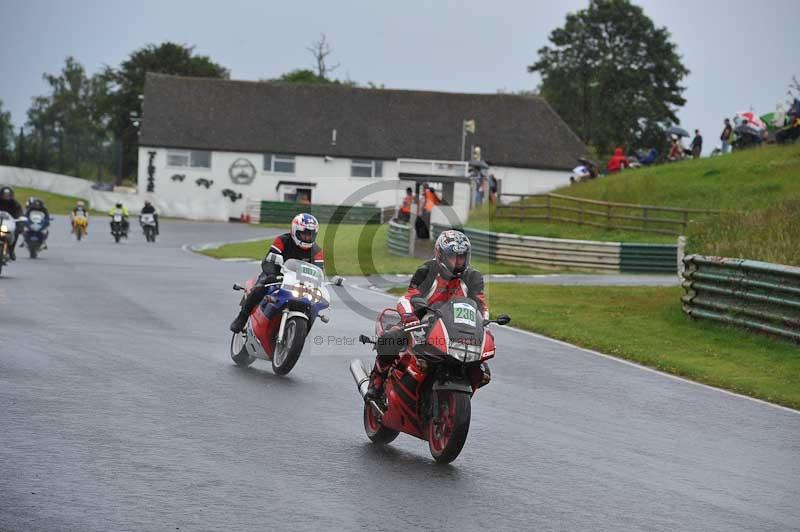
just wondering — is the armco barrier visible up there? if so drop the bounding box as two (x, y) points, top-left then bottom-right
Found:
(681, 255), (800, 342)
(258, 201), (386, 225)
(620, 243), (678, 273)
(430, 224), (496, 262)
(429, 223), (676, 273)
(387, 220), (414, 256)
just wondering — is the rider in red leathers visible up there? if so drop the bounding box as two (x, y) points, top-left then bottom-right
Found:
(230, 213), (324, 333)
(366, 230), (490, 400)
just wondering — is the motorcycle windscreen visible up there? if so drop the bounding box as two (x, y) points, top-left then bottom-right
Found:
(434, 297), (484, 343)
(28, 210), (46, 231)
(283, 258), (323, 288)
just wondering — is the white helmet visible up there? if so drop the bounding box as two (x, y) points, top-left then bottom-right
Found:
(291, 213), (319, 250)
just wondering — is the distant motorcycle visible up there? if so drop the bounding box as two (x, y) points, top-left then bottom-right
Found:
(230, 256), (343, 375)
(140, 213), (157, 243)
(110, 214), (127, 243)
(0, 211), (26, 276)
(72, 214), (88, 241)
(22, 209), (50, 258)
(350, 297), (510, 463)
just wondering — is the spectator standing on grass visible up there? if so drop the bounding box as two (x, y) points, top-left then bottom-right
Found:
(474, 173), (485, 207)
(691, 130), (703, 158)
(398, 187), (413, 223)
(489, 174), (498, 204)
(720, 119), (732, 154)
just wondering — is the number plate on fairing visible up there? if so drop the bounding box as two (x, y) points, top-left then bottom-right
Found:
(453, 302), (477, 327)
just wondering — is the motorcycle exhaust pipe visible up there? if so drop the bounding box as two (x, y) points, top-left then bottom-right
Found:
(350, 359), (370, 399)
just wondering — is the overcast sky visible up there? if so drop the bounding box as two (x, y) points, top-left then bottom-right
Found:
(1, 0), (797, 155)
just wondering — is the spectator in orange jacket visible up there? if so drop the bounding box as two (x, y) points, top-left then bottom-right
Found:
(606, 147), (630, 173)
(398, 187), (414, 223)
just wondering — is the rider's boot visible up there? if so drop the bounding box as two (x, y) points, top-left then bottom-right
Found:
(365, 361), (389, 401)
(230, 284), (268, 333)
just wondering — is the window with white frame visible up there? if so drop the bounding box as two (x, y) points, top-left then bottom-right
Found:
(264, 153), (296, 173)
(166, 150), (211, 168)
(351, 159), (383, 178)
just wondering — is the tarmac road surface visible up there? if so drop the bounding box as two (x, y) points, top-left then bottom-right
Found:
(1, 218), (798, 532)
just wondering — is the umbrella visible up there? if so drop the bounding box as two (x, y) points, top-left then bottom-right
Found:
(735, 111), (766, 131)
(760, 113), (779, 132)
(666, 126), (690, 138)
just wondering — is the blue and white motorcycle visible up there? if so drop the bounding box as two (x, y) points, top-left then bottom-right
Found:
(22, 209), (50, 259)
(231, 256), (343, 375)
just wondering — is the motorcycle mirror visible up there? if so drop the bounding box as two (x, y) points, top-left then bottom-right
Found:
(232, 283), (245, 291)
(496, 314), (511, 326)
(359, 334), (375, 345)
(331, 276), (344, 286)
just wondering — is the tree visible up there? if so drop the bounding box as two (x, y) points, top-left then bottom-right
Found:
(24, 56), (112, 176)
(0, 100), (13, 165)
(273, 69), (333, 85)
(528, 0), (689, 156)
(306, 34), (340, 79)
(106, 42), (229, 181)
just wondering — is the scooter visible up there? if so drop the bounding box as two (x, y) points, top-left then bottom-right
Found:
(230, 255), (344, 375)
(350, 297), (510, 463)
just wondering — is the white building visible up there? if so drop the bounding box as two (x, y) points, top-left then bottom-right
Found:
(137, 74), (586, 223)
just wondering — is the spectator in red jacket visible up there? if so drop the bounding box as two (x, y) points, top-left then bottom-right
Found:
(606, 147), (630, 173)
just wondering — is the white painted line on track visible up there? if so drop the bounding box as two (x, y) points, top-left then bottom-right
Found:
(348, 283), (799, 415)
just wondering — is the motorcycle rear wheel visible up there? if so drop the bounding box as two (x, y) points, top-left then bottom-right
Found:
(230, 332), (255, 367)
(427, 391), (471, 463)
(271, 316), (307, 375)
(363, 402), (399, 444)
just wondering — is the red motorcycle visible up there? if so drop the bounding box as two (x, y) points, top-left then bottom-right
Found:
(350, 296), (510, 463)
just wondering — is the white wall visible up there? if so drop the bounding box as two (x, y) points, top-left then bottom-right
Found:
(491, 165), (571, 197)
(0, 165), (143, 214)
(138, 148), (406, 221)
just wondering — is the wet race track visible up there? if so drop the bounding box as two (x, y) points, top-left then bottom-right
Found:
(1, 218), (799, 532)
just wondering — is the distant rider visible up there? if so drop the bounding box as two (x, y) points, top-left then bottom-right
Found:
(366, 230), (491, 400)
(23, 197), (51, 249)
(0, 186), (23, 260)
(109, 202), (130, 236)
(71, 200), (89, 234)
(230, 213), (324, 333)
(140, 200), (159, 235)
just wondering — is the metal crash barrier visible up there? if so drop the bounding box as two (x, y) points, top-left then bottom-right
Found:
(682, 255), (800, 342)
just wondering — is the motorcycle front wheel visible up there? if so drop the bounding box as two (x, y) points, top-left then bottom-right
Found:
(427, 390), (471, 463)
(28, 242), (38, 259)
(230, 332), (255, 367)
(271, 316), (307, 375)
